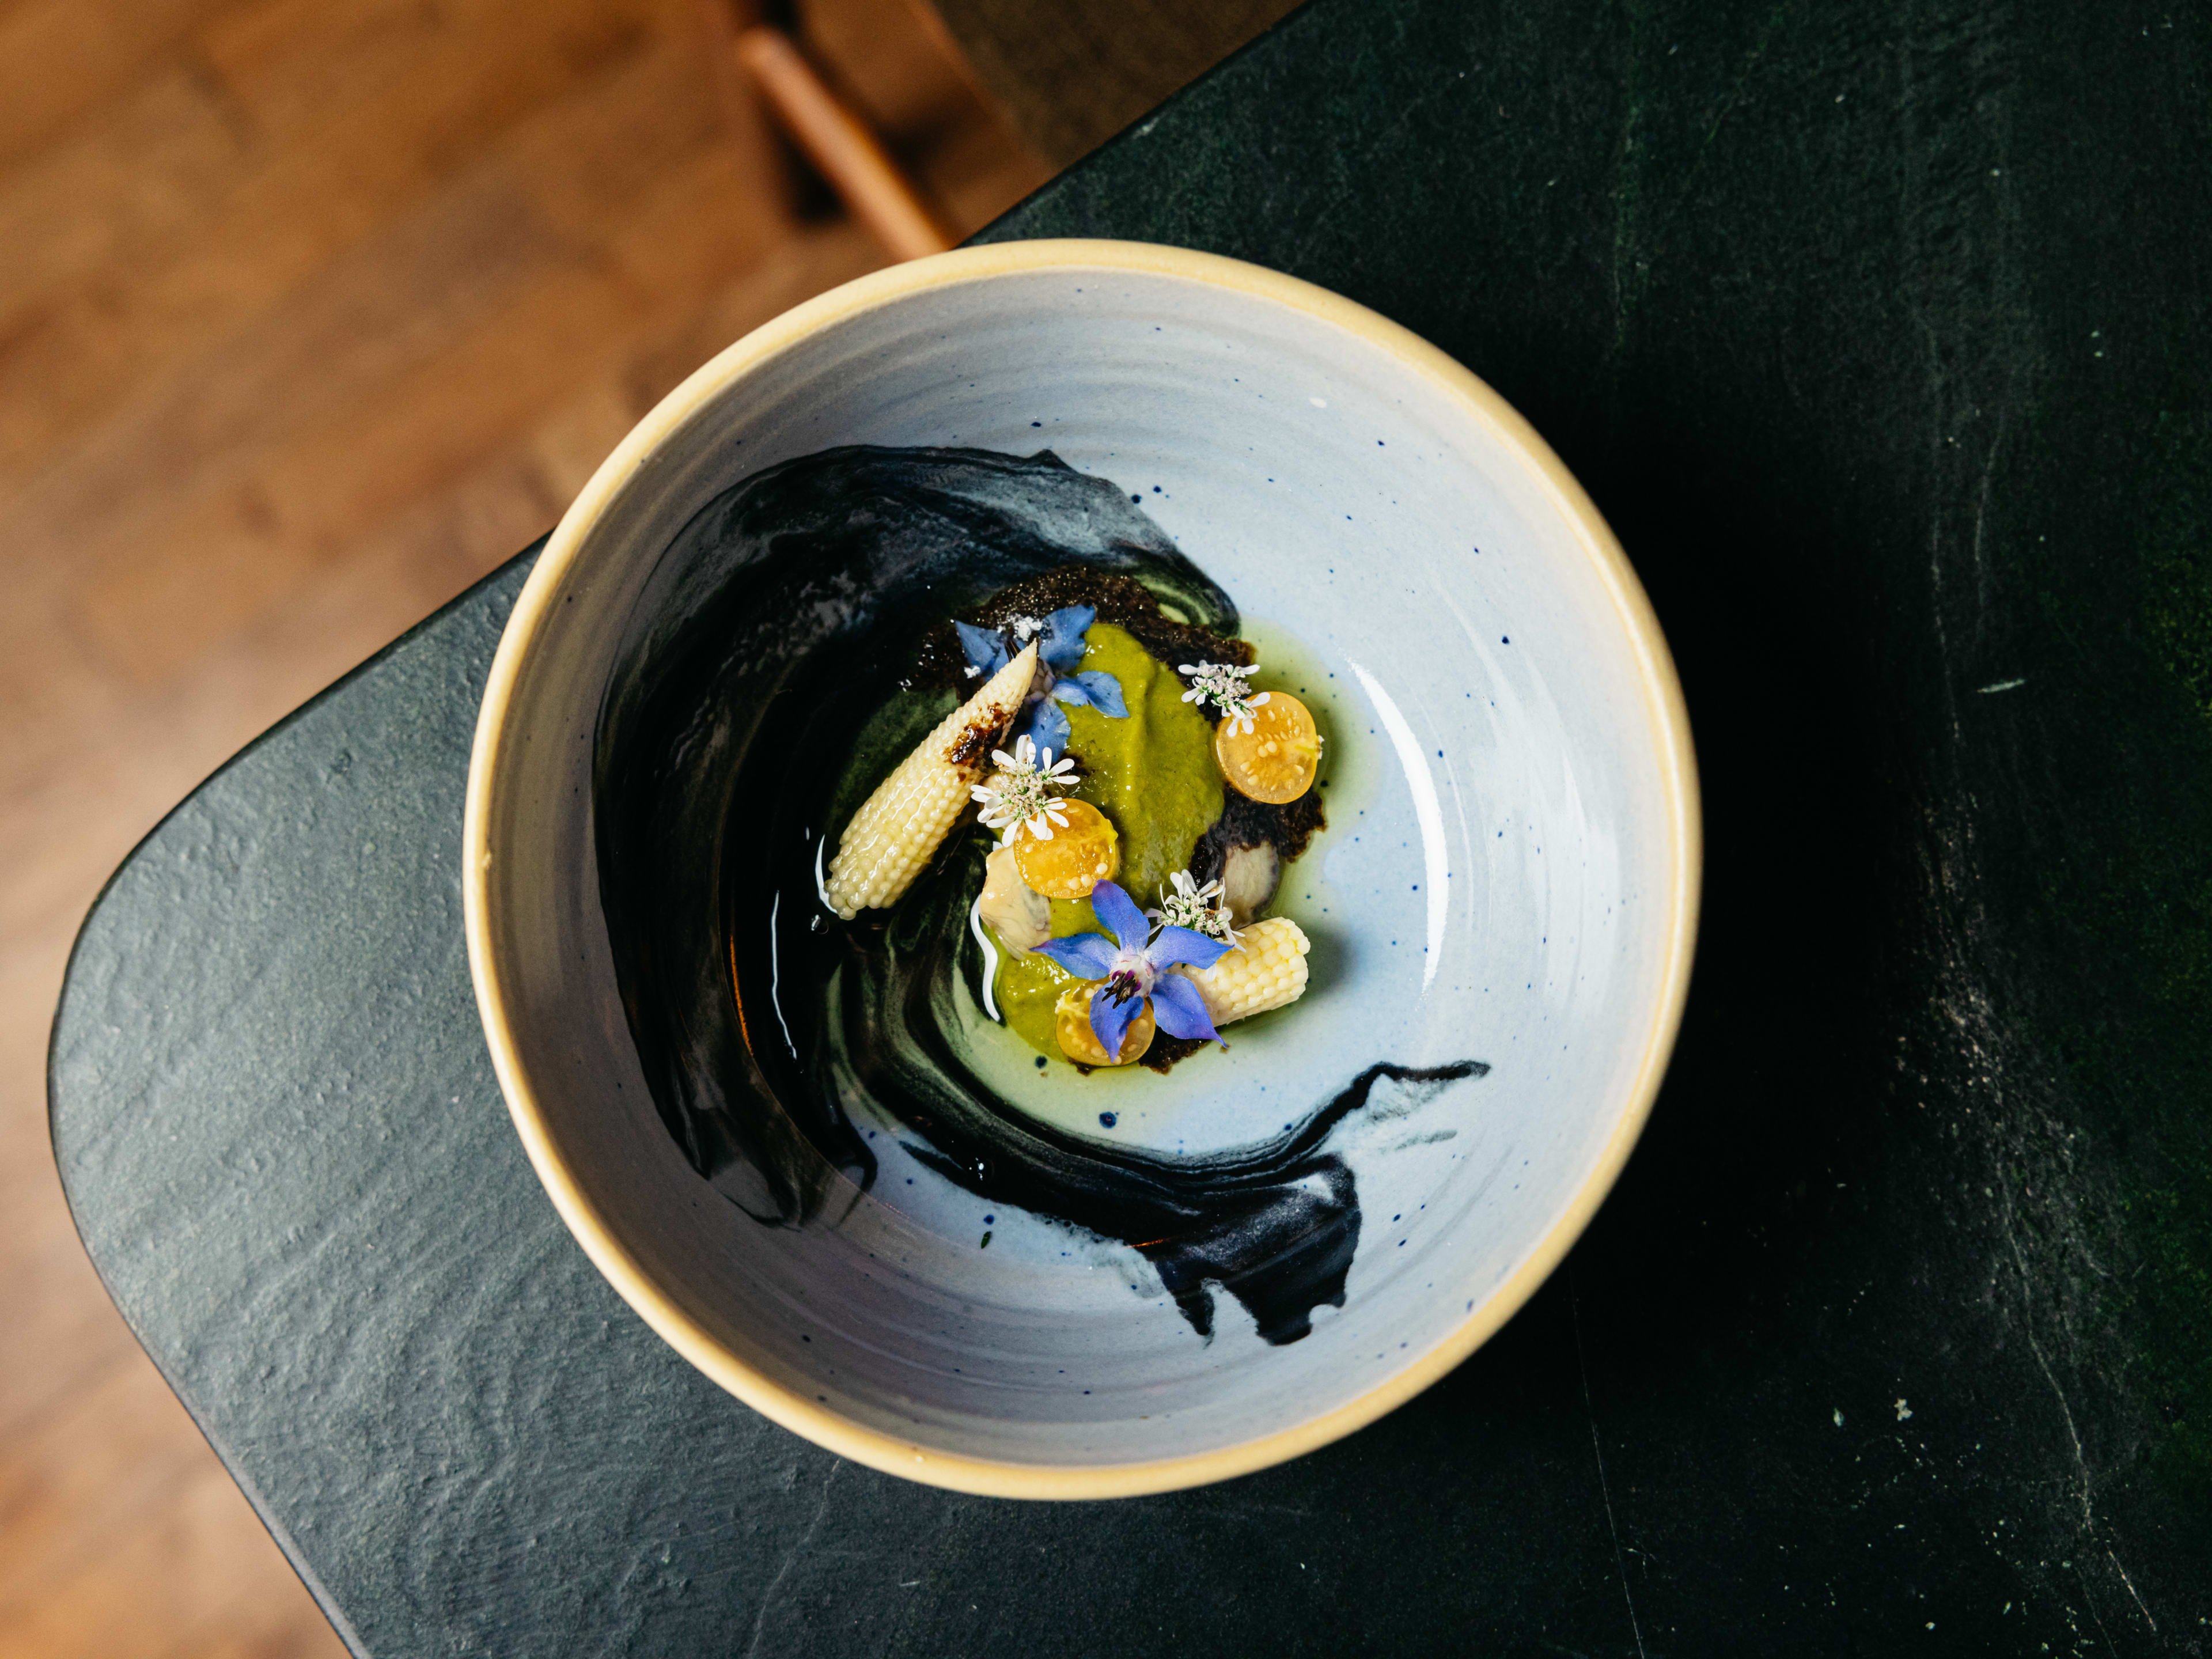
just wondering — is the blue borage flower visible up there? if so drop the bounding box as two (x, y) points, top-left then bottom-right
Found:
(1035, 880), (1232, 1058)
(956, 604), (1127, 759)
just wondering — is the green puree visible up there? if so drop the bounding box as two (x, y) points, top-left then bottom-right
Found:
(988, 623), (1224, 1058)
(993, 896), (1097, 1056)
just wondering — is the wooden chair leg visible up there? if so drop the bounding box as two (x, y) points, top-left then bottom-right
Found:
(699, 1), (955, 262)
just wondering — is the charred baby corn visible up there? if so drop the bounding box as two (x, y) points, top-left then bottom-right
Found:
(824, 643), (1037, 918)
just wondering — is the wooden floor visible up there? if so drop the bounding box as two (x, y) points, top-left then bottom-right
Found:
(0, 3), (1046, 1652)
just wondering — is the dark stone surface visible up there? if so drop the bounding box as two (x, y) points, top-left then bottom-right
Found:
(50, 0), (2212, 1652)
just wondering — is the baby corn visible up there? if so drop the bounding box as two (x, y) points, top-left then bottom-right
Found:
(1180, 915), (1310, 1025)
(824, 643), (1038, 918)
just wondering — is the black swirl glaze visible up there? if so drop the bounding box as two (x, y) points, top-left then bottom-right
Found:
(594, 445), (1487, 1344)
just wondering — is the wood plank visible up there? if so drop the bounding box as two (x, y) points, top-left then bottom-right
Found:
(0, 574), (119, 802)
(0, 1209), (141, 1444)
(0, 2), (1028, 1653)
(13, 62), (741, 662)
(0, 0), (234, 175)
(0, 0), (701, 490)
(0, 1454), (346, 1659)
(58, 185), (781, 684)
(0, 5), (739, 530)
(0, 63), (247, 346)
(61, 211), (881, 691)
(0, 1355), (215, 1616)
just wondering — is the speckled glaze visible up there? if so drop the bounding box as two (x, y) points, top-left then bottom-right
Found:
(464, 241), (1699, 1497)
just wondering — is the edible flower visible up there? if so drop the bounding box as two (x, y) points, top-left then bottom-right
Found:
(970, 734), (1077, 843)
(957, 604), (1127, 759)
(1150, 868), (1241, 948)
(1035, 880), (1233, 1056)
(1178, 660), (1271, 734)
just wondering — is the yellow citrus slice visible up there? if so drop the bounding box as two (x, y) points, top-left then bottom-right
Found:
(1214, 692), (1320, 804)
(1013, 798), (1120, 899)
(1054, 983), (1154, 1066)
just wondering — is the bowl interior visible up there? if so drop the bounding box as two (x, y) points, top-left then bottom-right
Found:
(469, 247), (1694, 1490)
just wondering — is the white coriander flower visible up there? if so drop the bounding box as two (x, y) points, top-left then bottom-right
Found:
(1147, 867), (1242, 947)
(969, 733), (1077, 843)
(1177, 661), (1272, 734)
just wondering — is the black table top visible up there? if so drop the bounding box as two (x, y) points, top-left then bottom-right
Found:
(51, 0), (2212, 1652)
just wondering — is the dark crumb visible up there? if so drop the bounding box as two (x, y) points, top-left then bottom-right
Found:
(1142, 1034), (1210, 1073)
(1190, 783), (1328, 886)
(907, 563), (1253, 691)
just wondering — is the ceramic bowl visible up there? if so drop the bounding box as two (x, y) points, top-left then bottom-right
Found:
(464, 240), (1699, 1498)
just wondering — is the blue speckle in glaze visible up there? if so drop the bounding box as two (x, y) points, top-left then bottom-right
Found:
(1099, 1113), (1118, 1128)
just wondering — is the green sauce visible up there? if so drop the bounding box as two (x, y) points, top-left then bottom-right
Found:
(988, 623), (1224, 1059)
(993, 896), (1096, 1055)
(1064, 623), (1222, 909)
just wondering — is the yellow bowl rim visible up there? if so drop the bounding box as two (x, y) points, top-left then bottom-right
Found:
(462, 238), (1703, 1500)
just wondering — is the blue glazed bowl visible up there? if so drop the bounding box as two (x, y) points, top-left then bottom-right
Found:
(465, 241), (1700, 1497)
